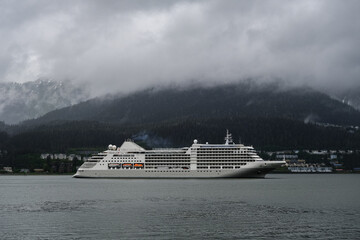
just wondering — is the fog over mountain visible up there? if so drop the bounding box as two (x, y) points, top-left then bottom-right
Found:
(0, 0), (359, 97)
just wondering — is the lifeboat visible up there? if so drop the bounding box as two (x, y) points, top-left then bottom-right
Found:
(108, 163), (120, 166)
(108, 163), (121, 169)
(134, 163), (144, 168)
(122, 163), (133, 169)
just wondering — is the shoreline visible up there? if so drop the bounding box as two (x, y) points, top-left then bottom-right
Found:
(0, 172), (74, 176)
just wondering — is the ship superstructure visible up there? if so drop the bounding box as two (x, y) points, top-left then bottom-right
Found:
(74, 131), (285, 178)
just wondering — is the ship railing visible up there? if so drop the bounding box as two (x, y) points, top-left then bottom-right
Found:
(152, 148), (183, 150)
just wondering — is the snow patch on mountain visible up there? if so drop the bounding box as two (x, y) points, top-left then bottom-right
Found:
(0, 79), (89, 124)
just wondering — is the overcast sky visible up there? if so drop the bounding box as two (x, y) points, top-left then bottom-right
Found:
(0, 0), (359, 96)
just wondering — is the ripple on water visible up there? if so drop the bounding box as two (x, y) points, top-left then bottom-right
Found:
(0, 200), (97, 213)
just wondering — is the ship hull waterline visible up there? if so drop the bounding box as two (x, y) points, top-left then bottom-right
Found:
(73, 166), (278, 179)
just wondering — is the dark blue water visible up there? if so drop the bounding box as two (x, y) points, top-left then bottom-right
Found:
(0, 174), (359, 239)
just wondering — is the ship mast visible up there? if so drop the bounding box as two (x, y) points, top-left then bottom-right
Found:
(224, 129), (233, 145)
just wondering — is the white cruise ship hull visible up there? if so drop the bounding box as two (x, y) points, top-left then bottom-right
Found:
(73, 161), (284, 179)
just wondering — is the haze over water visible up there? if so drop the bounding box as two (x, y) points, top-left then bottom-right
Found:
(0, 174), (359, 239)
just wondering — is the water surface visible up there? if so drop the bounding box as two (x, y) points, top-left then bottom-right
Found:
(0, 174), (359, 239)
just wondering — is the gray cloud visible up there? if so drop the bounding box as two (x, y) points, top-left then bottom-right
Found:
(0, 0), (359, 96)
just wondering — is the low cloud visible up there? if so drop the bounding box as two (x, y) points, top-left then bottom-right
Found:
(0, 0), (359, 96)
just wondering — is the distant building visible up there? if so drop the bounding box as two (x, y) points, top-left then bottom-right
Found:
(40, 153), (54, 159)
(277, 154), (298, 164)
(3, 167), (13, 173)
(67, 154), (81, 161)
(330, 161), (343, 168)
(276, 154), (298, 159)
(20, 169), (30, 173)
(287, 159), (332, 173)
(41, 153), (82, 161)
(288, 166), (332, 173)
(54, 153), (67, 160)
(311, 150), (328, 155)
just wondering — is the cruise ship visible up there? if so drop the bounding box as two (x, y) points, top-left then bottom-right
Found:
(73, 131), (285, 178)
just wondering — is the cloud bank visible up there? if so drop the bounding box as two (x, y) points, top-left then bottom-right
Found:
(0, 0), (359, 95)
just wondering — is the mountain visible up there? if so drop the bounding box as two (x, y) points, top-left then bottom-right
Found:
(0, 80), (89, 124)
(6, 117), (360, 153)
(337, 87), (360, 111)
(2, 81), (360, 153)
(23, 82), (360, 127)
